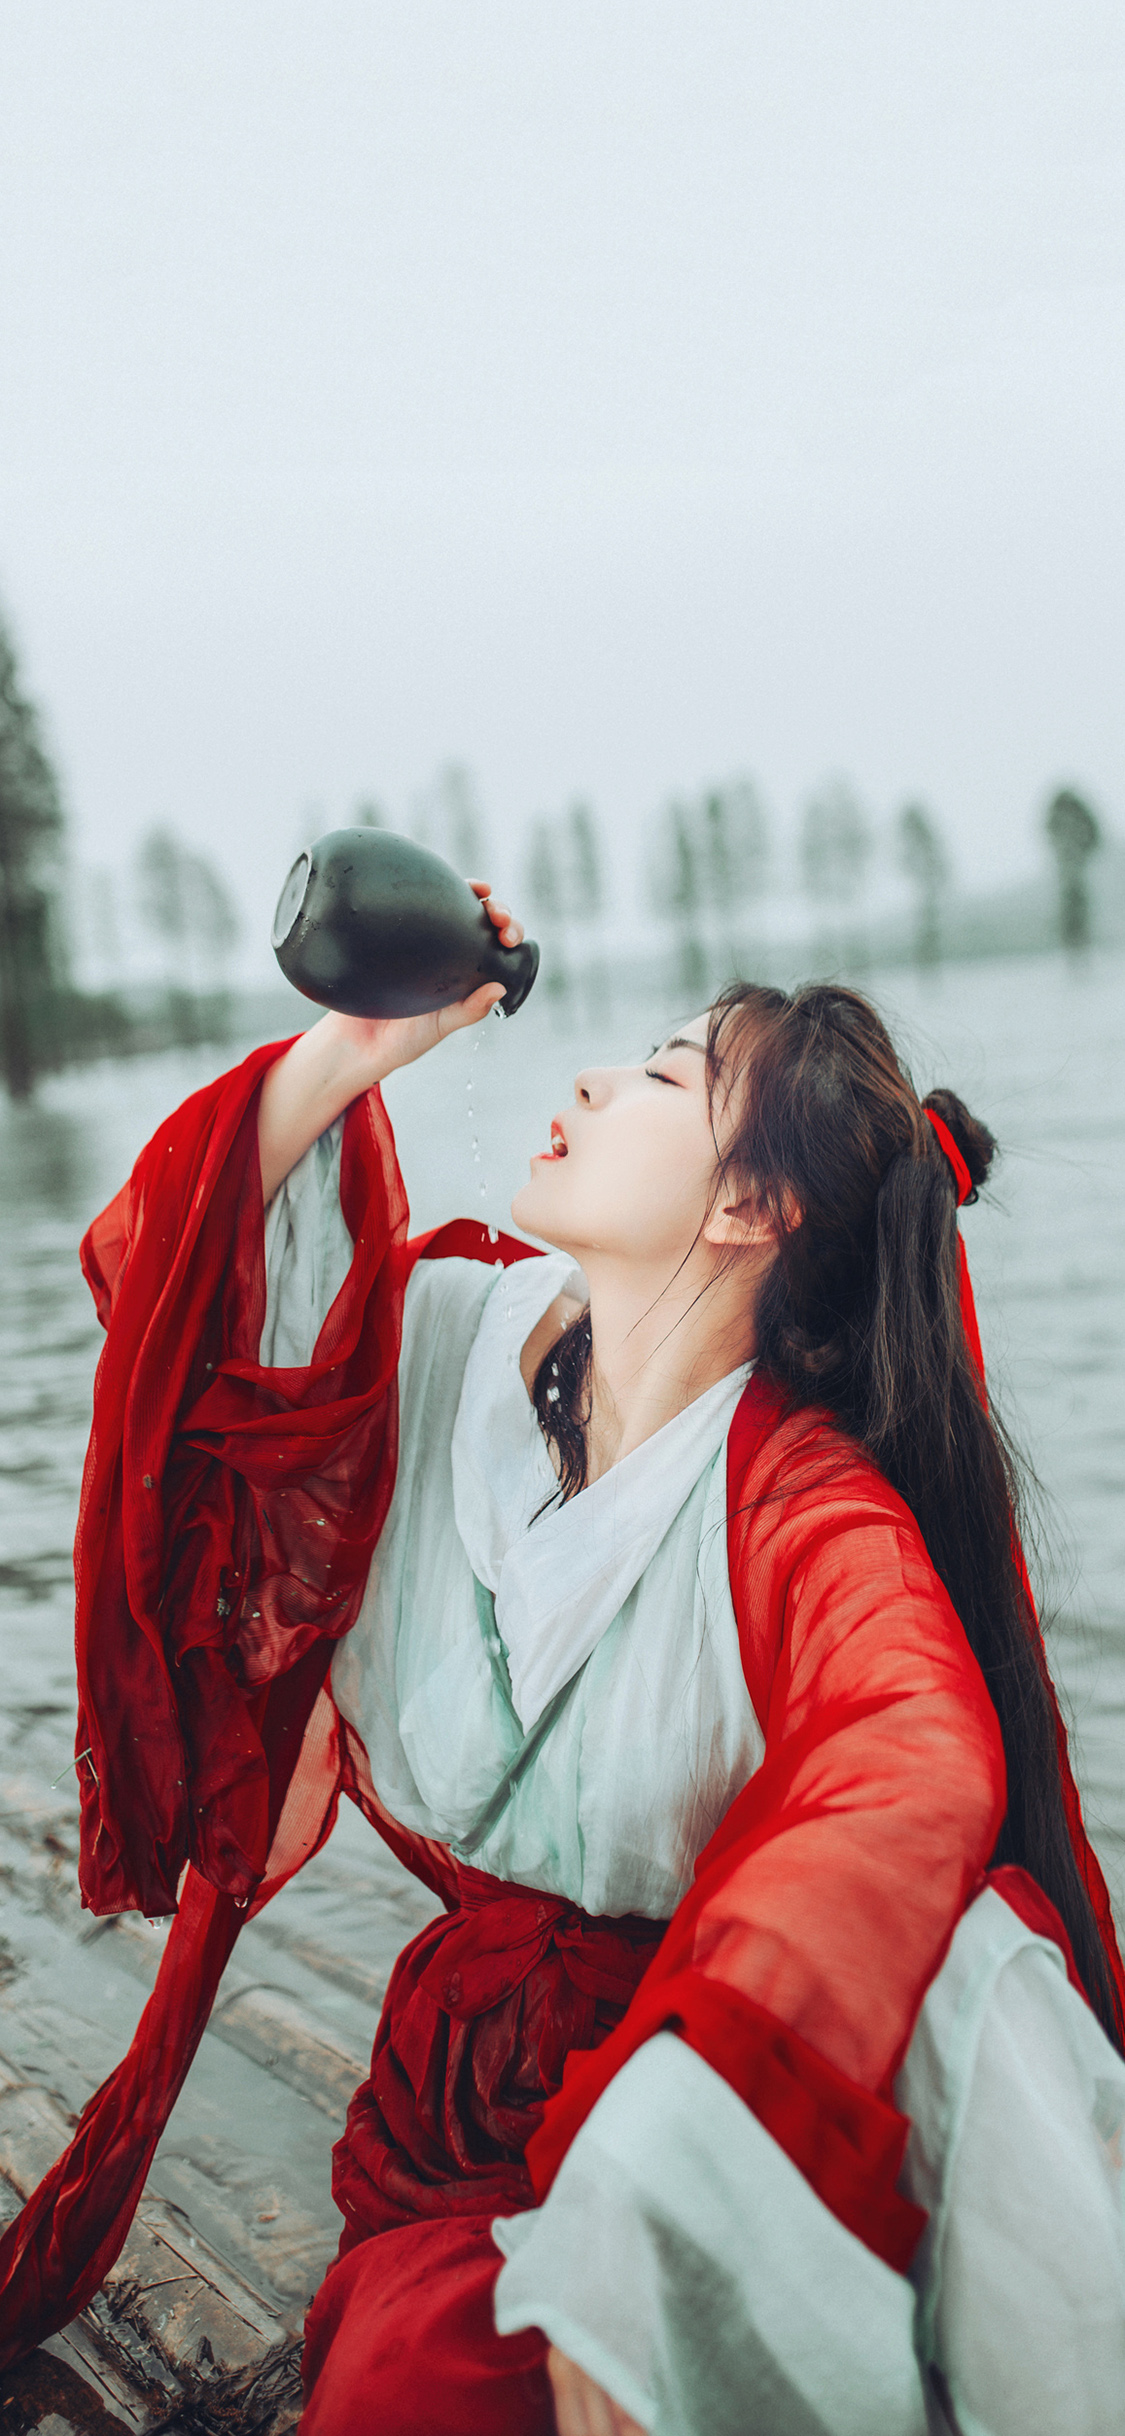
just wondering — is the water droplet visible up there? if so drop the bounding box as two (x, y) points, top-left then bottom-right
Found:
(487, 1224), (498, 1244)
(493, 1257), (504, 1270)
(546, 1385), (560, 1403)
(492, 1002), (506, 1020)
(466, 1040), (489, 1206)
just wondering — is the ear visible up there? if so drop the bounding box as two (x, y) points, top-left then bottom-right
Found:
(702, 1185), (801, 1252)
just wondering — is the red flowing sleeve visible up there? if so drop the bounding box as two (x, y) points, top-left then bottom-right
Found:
(528, 1380), (1007, 2272)
(73, 1039), (413, 1917)
(0, 1042), (417, 2366)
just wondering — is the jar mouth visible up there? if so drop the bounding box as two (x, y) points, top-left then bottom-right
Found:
(498, 938), (540, 1016)
(271, 851), (311, 950)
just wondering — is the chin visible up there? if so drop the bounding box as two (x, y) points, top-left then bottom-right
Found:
(510, 1176), (552, 1237)
(510, 1174), (572, 1250)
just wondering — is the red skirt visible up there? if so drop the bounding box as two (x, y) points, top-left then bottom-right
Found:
(300, 1861), (664, 2435)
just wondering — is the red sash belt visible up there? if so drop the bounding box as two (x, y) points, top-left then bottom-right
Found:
(331, 1862), (666, 2250)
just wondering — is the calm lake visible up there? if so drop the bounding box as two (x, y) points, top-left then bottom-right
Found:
(1, 947), (1123, 1931)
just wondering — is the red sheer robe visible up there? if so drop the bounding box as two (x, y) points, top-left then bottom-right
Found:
(0, 1040), (1120, 2373)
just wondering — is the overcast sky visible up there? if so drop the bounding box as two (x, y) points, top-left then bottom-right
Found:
(1, 1), (1122, 966)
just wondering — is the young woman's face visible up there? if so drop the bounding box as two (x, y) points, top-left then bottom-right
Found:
(511, 1012), (729, 1264)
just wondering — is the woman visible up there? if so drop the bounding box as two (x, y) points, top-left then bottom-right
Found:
(2, 889), (1123, 2433)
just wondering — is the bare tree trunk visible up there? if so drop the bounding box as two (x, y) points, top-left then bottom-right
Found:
(1059, 869), (1091, 951)
(0, 873), (34, 1099)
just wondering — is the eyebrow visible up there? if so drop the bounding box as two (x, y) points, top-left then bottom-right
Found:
(659, 1035), (707, 1056)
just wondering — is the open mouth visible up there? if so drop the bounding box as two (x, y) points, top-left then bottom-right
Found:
(535, 1121), (569, 1162)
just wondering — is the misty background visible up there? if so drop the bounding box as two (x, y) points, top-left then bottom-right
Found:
(1, 0), (1123, 999)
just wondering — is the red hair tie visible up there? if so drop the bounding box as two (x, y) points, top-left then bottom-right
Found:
(925, 1108), (973, 1206)
(924, 1106), (985, 1384)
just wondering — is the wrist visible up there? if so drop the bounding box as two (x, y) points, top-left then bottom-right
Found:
(303, 1012), (396, 1093)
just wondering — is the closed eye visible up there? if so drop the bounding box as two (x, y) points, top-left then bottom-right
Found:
(644, 1066), (677, 1085)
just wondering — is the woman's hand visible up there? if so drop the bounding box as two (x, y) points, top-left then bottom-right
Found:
(315, 882), (524, 1086)
(547, 2346), (647, 2436)
(258, 882), (523, 1206)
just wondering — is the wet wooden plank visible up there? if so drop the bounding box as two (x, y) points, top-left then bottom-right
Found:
(0, 1892), (344, 2317)
(0, 2064), (303, 2432)
(0, 2339), (142, 2434)
(209, 1984), (365, 2121)
(0, 1763), (438, 2424)
(0, 1764), (446, 2426)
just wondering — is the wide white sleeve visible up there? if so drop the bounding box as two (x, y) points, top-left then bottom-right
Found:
(492, 2031), (927, 2436)
(897, 1887), (1125, 2436)
(493, 1895), (1125, 2436)
(258, 1116), (354, 1366)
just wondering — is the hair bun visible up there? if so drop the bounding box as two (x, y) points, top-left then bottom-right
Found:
(922, 1090), (996, 1203)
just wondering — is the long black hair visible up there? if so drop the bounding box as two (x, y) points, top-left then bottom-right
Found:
(533, 979), (1124, 2050)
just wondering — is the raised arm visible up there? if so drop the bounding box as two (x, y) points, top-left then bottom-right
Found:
(257, 882), (523, 1204)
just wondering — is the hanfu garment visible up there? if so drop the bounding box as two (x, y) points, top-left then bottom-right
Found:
(262, 1121), (1125, 2436)
(1, 1048), (1123, 2436)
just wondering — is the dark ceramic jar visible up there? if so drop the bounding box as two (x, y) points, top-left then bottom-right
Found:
(271, 828), (540, 1019)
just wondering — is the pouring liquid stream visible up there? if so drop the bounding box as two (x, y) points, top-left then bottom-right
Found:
(466, 1015), (508, 1341)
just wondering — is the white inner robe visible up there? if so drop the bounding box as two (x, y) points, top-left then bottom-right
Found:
(330, 1246), (763, 1918)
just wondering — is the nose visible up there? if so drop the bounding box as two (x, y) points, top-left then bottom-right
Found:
(573, 1065), (612, 1107)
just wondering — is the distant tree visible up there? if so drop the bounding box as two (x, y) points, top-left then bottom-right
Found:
(567, 801), (604, 916)
(414, 764), (490, 877)
(0, 613), (67, 1098)
(697, 779), (770, 979)
(136, 829), (183, 950)
(525, 816), (569, 997)
(184, 853), (241, 975)
(523, 802), (609, 1006)
(526, 818), (565, 924)
(700, 781), (769, 908)
(800, 781), (873, 967)
(136, 827), (241, 1040)
(646, 773), (770, 996)
(86, 867), (123, 991)
(1045, 788), (1101, 950)
(565, 800), (612, 1010)
(664, 802), (707, 997)
(445, 767), (489, 877)
(897, 803), (950, 969)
